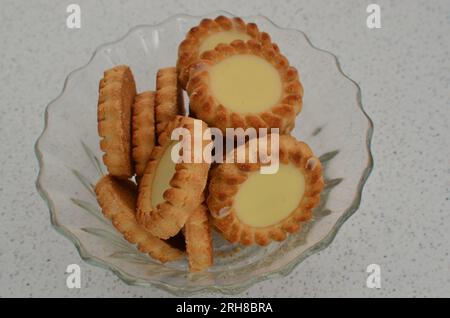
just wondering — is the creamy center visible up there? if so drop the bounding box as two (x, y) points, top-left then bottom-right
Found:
(199, 30), (252, 54)
(209, 54), (282, 113)
(151, 143), (177, 208)
(234, 163), (305, 228)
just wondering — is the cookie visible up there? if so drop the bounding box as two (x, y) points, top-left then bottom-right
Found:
(98, 65), (136, 179)
(177, 15), (279, 89)
(187, 40), (303, 134)
(185, 204), (213, 272)
(132, 91), (156, 178)
(155, 67), (185, 139)
(137, 116), (211, 239)
(95, 175), (183, 263)
(207, 135), (324, 246)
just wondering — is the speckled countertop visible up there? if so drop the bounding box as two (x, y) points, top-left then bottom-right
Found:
(0, 0), (449, 297)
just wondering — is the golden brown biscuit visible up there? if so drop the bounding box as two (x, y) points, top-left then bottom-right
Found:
(132, 91), (156, 177)
(185, 204), (213, 272)
(98, 65), (136, 179)
(177, 15), (279, 89)
(137, 116), (211, 239)
(187, 40), (303, 134)
(155, 67), (185, 138)
(207, 135), (324, 246)
(95, 175), (183, 263)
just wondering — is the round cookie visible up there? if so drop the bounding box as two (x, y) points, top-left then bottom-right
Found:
(137, 116), (211, 239)
(185, 204), (213, 272)
(187, 40), (303, 134)
(95, 175), (183, 263)
(132, 91), (156, 178)
(207, 135), (324, 246)
(98, 65), (136, 179)
(177, 15), (278, 89)
(155, 67), (185, 139)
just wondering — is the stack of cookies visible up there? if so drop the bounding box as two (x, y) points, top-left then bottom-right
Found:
(95, 16), (324, 273)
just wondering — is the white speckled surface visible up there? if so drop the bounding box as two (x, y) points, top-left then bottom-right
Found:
(0, 0), (449, 297)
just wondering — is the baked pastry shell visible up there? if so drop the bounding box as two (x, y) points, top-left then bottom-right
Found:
(177, 15), (278, 89)
(97, 65), (136, 179)
(95, 175), (183, 262)
(187, 40), (303, 134)
(185, 204), (213, 272)
(207, 135), (324, 246)
(155, 67), (185, 138)
(137, 116), (211, 239)
(132, 91), (156, 177)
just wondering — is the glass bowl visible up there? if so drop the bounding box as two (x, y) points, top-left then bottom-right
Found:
(35, 12), (373, 295)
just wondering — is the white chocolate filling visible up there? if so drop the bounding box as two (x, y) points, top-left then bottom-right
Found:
(209, 54), (282, 113)
(234, 163), (305, 227)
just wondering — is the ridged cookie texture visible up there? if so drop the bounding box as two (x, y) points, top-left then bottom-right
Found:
(98, 65), (136, 179)
(132, 91), (156, 177)
(187, 41), (303, 134)
(137, 116), (211, 240)
(95, 175), (183, 263)
(185, 204), (213, 272)
(207, 135), (324, 246)
(155, 67), (185, 138)
(177, 15), (278, 89)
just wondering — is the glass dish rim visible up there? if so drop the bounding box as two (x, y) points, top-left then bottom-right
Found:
(34, 11), (374, 296)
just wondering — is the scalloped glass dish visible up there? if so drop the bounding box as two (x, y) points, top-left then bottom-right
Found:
(35, 12), (373, 295)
